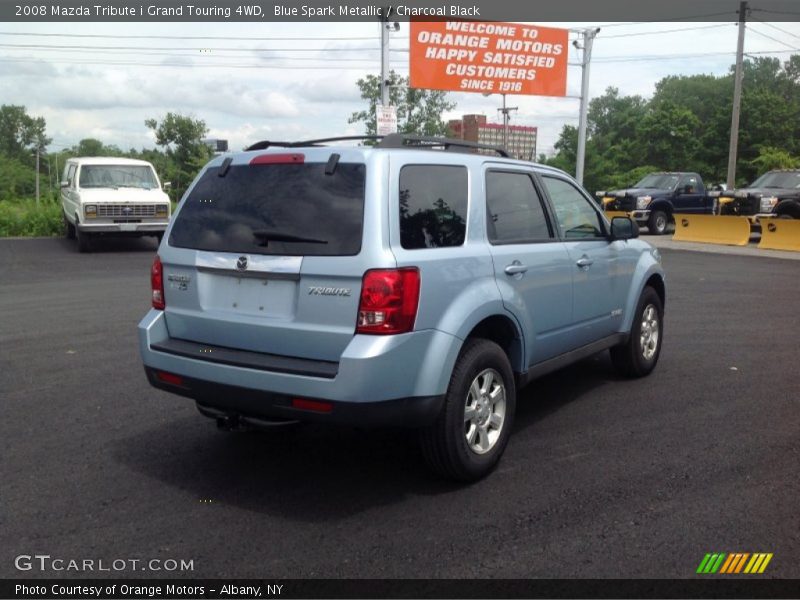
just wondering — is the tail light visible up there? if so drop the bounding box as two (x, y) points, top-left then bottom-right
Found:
(151, 255), (165, 309)
(356, 268), (420, 335)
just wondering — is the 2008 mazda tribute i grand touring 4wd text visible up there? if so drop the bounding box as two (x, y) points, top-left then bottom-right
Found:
(138, 134), (665, 481)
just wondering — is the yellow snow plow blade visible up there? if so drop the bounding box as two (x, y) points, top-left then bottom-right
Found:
(604, 211), (629, 220)
(672, 215), (751, 246)
(758, 218), (800, 251)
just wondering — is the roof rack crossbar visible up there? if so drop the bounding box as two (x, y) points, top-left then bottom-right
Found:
(377, 134), (509, 157)
(244, 141), (294, 151)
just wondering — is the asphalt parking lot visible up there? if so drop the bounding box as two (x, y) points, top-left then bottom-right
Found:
(1, 237), (798, 579)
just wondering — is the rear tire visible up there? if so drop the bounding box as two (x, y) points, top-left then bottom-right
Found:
(648, 210), (669, 235)
(610, 286), (663, 378)
(420, 338), (516, 482)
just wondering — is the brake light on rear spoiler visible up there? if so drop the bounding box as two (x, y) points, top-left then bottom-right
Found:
(249, 153), (305, 165)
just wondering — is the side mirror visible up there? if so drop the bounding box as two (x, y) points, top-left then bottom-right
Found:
(60, 180), (69, 188)
(163, 181), (172, 190)
(610, 216), (639, 241)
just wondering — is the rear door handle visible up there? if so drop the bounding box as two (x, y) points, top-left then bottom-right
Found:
(504, 261), (528, 275)
(576, 256), (594, 268)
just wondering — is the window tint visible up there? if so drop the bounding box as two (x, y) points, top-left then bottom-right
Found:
(678, 175), (698, 192)
(486, 171), (552, 243)
(169, 162), (365, 256)
(399, 165), (467, 249)
(79, 165), (158, 189)
(542, 176), (605, 239)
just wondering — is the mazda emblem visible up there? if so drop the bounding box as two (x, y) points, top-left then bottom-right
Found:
(236, 256), (248, 271)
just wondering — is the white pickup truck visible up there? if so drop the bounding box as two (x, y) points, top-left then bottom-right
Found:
(60, 157), (171, 252)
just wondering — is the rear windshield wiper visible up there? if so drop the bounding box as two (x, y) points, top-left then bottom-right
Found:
(252, 230), (328, 245)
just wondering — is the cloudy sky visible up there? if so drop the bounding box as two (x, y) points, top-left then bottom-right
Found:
(1, 18), (799, 157)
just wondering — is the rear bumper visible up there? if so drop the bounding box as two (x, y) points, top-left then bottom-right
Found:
(138, 309), (461, 426)
(145, 367), (443, 427)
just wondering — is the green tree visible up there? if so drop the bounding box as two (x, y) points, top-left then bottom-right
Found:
(70, 138), (124, 157)
(0, 105), (51, 162)
(348, 71), (456, 137)
(546, 54), (800, 193)
(749, 146), (800, 174)
(144, 113), (211, 200)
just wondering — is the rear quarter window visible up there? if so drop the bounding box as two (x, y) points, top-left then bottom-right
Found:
(399, 165), (468, 250)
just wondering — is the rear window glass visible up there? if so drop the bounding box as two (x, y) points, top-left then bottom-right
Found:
(486, 171), (553, 243)
(169, 162), (366, 256)
(399, 165), (468, 250)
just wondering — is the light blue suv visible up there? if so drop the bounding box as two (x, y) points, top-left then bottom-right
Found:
(139, 135), (665, 481)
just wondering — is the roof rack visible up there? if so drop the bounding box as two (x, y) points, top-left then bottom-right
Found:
(245, 134), (510, 158)
(378, 134), (509, 157)
(245, 136), (381, 151)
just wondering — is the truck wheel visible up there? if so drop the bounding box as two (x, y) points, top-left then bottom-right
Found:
(419, 338), (516, 482)
(76, 226), (93, 253)
(610, 286), (663, 378)
(63, 212), (76, 239)
(648, 210), (669, 235)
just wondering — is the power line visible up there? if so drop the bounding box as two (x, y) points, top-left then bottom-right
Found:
(0, 47), (385, 61)
(600, 23), (731, 39)
(0, 31), (377, 41)
(593, 49), (796, 63)
(0, 56), (385, 70)
(750, 19), (800, 43)
(593, 11), (737, 28)
(0, 42), (380, 52)
(746, 25), (800, 51)
(750, 8), (800, 16)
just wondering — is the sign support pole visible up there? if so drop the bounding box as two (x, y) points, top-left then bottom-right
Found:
(575, 27), (599, 186)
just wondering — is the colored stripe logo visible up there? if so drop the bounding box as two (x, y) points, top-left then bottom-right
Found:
(697, 553), (773, 574)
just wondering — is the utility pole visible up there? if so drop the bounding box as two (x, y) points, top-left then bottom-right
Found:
(727, 1), (748, 190)
(575, 27), (600, 186)
(380, 18), (391, 107)
(497, 94), (518, 153)
(35, 147), (40, 205)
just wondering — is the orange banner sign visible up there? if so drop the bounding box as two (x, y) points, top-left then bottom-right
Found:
(410, 20), (569, 96)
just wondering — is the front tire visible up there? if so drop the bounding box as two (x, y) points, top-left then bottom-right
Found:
(75, 225), (92, 253)
(63, 212), (76, 239)
(648, 210), (669, 235)
(420, 338), (516, 482)
(610, 286), (663, 378)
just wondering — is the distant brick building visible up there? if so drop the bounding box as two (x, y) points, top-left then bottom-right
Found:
(447, 114), (537, 160)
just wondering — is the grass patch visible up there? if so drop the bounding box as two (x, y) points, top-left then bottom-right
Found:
(0, 199), (63, 237)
